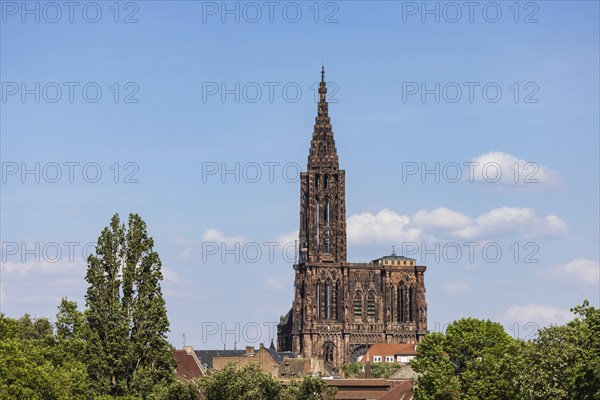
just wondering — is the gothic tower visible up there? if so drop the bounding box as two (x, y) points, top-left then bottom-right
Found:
(299, 66), (347, 265)
(278, 68), (428, 367)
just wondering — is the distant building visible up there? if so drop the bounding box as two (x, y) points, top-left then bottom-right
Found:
(173, 346), (206, 379)
(278, 68), (428, 366)
(196, 342), (296, 377)
(358, 343), (418, 365)
(278, 356), (341, 379)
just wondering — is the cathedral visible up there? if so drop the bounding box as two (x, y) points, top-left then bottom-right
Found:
(277, 68), (428, 366)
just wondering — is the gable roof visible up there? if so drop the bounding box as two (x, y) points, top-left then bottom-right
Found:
(265, 347), (296, 364)
(173, 350), (205, 379)
(379, 381), (414, 400)
(194, 349), (245, 369)
(361, 343), (418, 363)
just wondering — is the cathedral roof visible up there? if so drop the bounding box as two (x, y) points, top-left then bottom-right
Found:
(372, 255), (416, 263)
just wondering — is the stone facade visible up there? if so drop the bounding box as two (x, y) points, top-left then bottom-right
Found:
(211, 344), (282, 377)
(277, 68), (428, 366)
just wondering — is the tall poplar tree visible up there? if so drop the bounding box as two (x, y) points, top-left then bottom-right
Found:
(85, 213), (174, 397)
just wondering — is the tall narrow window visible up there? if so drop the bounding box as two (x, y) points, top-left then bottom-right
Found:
(315, 174), (319, 189)
(409, 286), (414, 322)
(354, 291), (363, 317)
(398, 284), (404, 322)
(316, 202), (320, 247)
(334, 281), (339, 320)
(324, 174), (329, 189)
(325, 199), (330, 225)
(367, 292), (376, 318)
(316, 282), (321, 320)
(326, 280), (332, 320)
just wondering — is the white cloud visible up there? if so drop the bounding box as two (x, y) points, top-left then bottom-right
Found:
(345, 207), (567, 246)
(347, 208), (423, 245)
(498, 303), (573, 326)
(201, 228), (246, 244)
(452, 207), (567, 239)
(0, 282), (6, 307)
(178, 229), (247, 260)
(412, 208), (472, 230)
(470, 151), (559, 190)
(1, 258), (86, 277)
(276, 230), (299, 247)
(0, 258), (88, 315)
(441, 282), (472, 295)
(543, 259), (600, 287)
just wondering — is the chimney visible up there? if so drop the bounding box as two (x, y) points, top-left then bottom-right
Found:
(246, 346), (255, 355)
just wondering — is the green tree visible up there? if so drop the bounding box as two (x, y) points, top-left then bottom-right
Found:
(56, 298), (85, 341)
(283, 375), (338, 400)
(520, 301), (600, 400)
(85, 213), (175, 397)
(370, 362), (401, 379)
(199, 363), (282, 400)
(16, 313), (52, 340)
(340, 362), (363, 378)
(413, 319), (519, 400)
(412, 332), (460, 400)
(0, 314), (92, 400)
(444, 318), (515, 399)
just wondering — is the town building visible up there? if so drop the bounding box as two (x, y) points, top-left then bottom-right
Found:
(358, 343), (418, 364)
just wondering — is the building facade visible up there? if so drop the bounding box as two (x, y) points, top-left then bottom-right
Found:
(277, 68), (428, 366)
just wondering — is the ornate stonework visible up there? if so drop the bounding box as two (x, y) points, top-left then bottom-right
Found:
(277, 68), (428, 366)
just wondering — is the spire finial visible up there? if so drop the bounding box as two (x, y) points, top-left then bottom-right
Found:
(318, 66), (327, 102)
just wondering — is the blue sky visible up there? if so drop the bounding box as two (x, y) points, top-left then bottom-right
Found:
(1, 1), (599, 349)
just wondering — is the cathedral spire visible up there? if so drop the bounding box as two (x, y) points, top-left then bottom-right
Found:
(309, 66), (338, 168)
(319, 64), (326, 103)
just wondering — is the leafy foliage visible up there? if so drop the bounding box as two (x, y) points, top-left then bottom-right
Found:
(413, 303), (600, 400)
(0, 213), (182, 400)
(199, 363), (282, 400)
(0, 314), (92, 400)
(283, 375), (338, 400)
(370, 362), (402, 378)
(85, 213), (175, 397)
(340, 362), (363, 378)
(199, 363), (337, 400)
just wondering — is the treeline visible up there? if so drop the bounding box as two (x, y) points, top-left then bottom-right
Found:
(0, 213), (194, 400)
(0, 313), (336, 400)
(412, 302), (600, 400)
(0, 213), (338, 400)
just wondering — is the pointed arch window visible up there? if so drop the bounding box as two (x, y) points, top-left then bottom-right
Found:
(325, 279), (332, 320)
(324, 174), (329, 189)
(367, 292), (376, 318)
(334, 280), (340, 320)
(353, 291), (363, 317)
(323, 342), (335, 363)
(398, 283), (404, 322)
(316, 201), (320, 247)
(409, 286), (414, 322)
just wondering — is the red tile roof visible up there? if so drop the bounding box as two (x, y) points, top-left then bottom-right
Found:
(360, 343), (418, 363)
